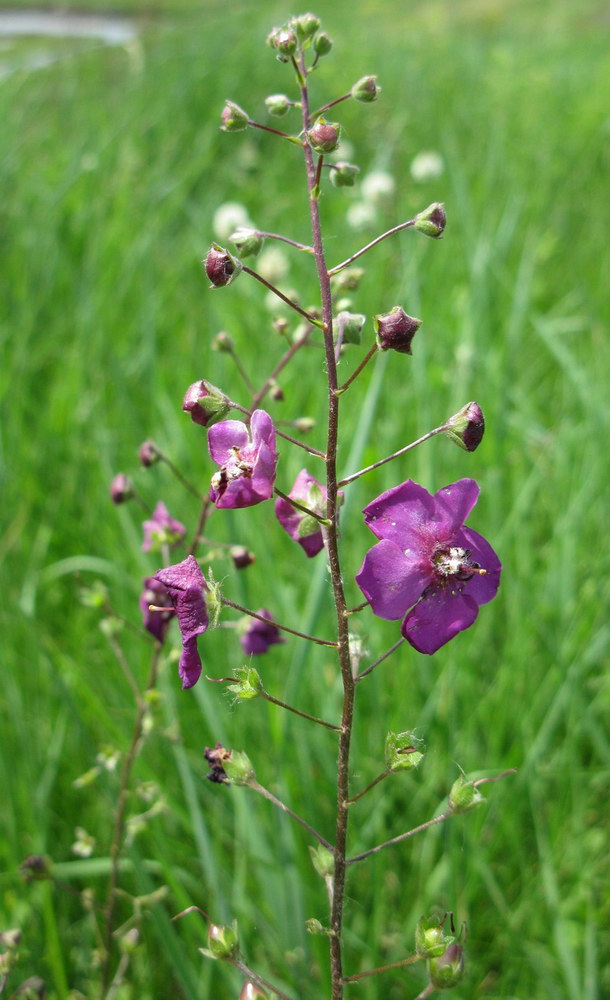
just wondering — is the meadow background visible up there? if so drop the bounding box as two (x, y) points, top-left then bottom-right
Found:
(2, 0), (610, 997)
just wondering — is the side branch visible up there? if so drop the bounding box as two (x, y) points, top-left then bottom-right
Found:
(338, 425), (446, 487)
(220, 597), (338, 648)
(242, 265), (323, 327)
(249, 780), (333, 850)
(328, 219), (415, 275)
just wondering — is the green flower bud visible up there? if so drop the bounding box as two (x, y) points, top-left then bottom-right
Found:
(413, 201), (446, 238)
(415, 914), (455, 959)
(351, 75), (381, 103)
(305, 918), (330, 935)
(223, 750), (256, 786)
(292, 13), (321, 41)
(309, 845), (335, 878)
(293, 416), (316, 434)
(428, 943), (465, 989)
(330, 161), (360, 188)
(268, 27), (297, 61)
(331, 267), (365, 292)
(307, 118), (341, 154)
(229, 227), (264, 258)
(384, 730), (425, 772)
(444, 401), (485, 452)
(336, 311), (365, 345)
(265, 93), (292, 117)
(119, 928), (140, 955)
(313, 31), (333, 56)
(220, 100), (249, 133)
(448, 774), (484, 814)
(208, 920), (239, 960)
(212, 331), (234, 353)
(228, 666), (263, 700)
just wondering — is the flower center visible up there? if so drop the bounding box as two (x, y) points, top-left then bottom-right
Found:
(211, 447), (253, 495)
(432, 545), (486, 582)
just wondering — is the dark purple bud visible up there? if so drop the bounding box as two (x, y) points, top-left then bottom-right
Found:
(374, 306), (422, 354)
(230, 545), (255, 570)
(204, 243), (242, 288)
(307, 118), (341, 154)
(414, 202), (446, 238)
(110, 473), (133, 504)
(330, 161), (360, 188)
(138, 440), (160, 467)
(428, 943), (465, 989)
(444, 401), (485, 452)
(220, 100), (249, 132)
(351, 75), (381, 103)
(182, 380), (230, 428)
(270, 381), (284, 402)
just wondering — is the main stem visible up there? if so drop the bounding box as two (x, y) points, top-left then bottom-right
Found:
(299, 58), (354, 1000)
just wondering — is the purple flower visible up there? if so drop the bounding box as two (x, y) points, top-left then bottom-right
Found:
(208, 410), (278, 509)
(154, 555), (208, 689)
(355, 479), (501, 654)
(142, 502), (186, 553)
(274, 469), (327, 558)
(240, 610), (284, 656)
(140, 577), (175, 644)
(110, 473), (133, 504)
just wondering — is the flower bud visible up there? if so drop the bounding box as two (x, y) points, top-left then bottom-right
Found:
(313, 31), (333, 56)
(228, 665), (263, 700)
(265, 93), (292, 117)
(138, 440), (160, 467)
(413, 202), (446, 238)
(182, 380), (230, 427)
(204, 243), (242, 288)
(336, 311), (365, 345)
(428, 943), (465, 989)
(220, 100), (249, 132)
(19, 855), (52, 881)
(331, 267), (364, 292)
(268, 27), (297, 61)
(307, 118), (341, 154)
(212, 330), (234, 353)
(384, 730), (425, 772)
(208, 920), (239, 960)
(309, 844), (334, 878)
(448, 774), (484, 814)
(270, 381), (284, 401)
(293, 417), (315, 434)
(330, 161), (360, 188)
(292, 12), (321, 40)
(119, 927), (140, 955)
(351, 75), (381, 103)
(240, 981), (268, 1000)
(415, 914), (455, 959)
(110, 473), (133, 504)
(0, 929), (21, 950)
(230, 545), (255, 569)
(374, 306), (422, 354)
(444, 401), (485, 452)
(223, 749), (256, 786)
(229, 227), (264, 258)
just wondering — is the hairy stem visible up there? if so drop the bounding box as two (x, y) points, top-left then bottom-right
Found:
(256, 230), (314, 254)
(338, 424), (446, 487)
(249, 781), (333, 851)
(242, 265), (323, 326)
(356, 637), (405, 682)
(347, 769), (391, 805)
(336, 342), (378, 394)
(232, 959), (295, 1000)
(261, 689), (341, 732)
(220, 596), (338, 647)
(343, 953), (421, 982)
(327, 218), (415, 275)
(273, 486), (330, 525)
(251, 327), (315, 409)
(159, 453), (204, 500)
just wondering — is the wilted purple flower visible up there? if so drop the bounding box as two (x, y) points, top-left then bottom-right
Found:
(356, 479), (501, 654)
(274, 469), (327, 558)
(208, 410), (278, 509)
(142, 502), (186, 552)
(140, 577), (175, 644)
(240, 610), (284, 655)
(154, 555), (208, 689)
(110, 473), (133, 504)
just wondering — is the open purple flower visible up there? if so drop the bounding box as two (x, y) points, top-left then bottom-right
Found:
(356, 479), (501, 654)
(274, 469), (328, 558)
(154, 555), (208, 688)
(240, 610), (284, 656)
(140, 577), (175, 644)
(142, 502), (186, 553)
(208, 410), (277, 509)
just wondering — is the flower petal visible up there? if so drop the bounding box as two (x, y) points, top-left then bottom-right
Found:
(432, 479), (480, 541)
(154, 555), (208, 689)
(207, 419), (250, 465)
(356, 538), (431, 620)
(455, 526), (502, 605)
(401, 587), (479, 654)
(250, 408), (275, 446)
(363, 480), (437, 546)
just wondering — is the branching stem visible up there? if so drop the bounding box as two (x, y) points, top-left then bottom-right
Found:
(261, 689), (341, 732)
(336, 343), (378, 394)
(249, 781), (333, 851)
(220, 596), (338, 648)
(338, 424), (446, 487)
(242, 265), (323, 327)
(343, 953), (422, 982)
(328, 218), (416, 275)
(273, 487), (330, 525)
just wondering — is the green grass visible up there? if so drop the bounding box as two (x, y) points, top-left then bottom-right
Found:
(1, 1), (610, 998)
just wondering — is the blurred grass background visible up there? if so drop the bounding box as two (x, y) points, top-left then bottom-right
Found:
(1, 0), (609, 997)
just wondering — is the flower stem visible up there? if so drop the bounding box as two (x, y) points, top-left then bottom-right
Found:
(247, 119), (303, 145)
(343, 954), (422, 982)
(251, 327), (315, 409)
(249, 780), (333, 851)
(310, 92), (351, 120)
(232, 958), (295, 1000)
(227, 398), (326, 459)
(188, 497), (213, 556)
(242, 265), (323, 327)
(261, 689), (341, 732)
(224, 343), (255, 395)
(337, 424), (446, 487)
(336, 343), (378, 394)
(219, 596), (338, 648)
(256, 230), (314, 254)
(346, 769), (391, 805)
(273, 487), (330, 525)
(158, 453), (205, 500)
(347, 811), (451, 866)
(327, 218), (416, 275)
(356, 637), (405, 682)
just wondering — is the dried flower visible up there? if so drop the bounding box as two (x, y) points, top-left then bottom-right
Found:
(374, 306), (422, 354)
(154, 555), (208, 688)
(142, 502), (186, 553)
(356, 479), (501, 654)
(140, 576), (175, 643)
(240, 610), (284, 655)
(208, 410), (277, 509)
(274, 469), (328, 557)
(110, 473), (133, 504)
